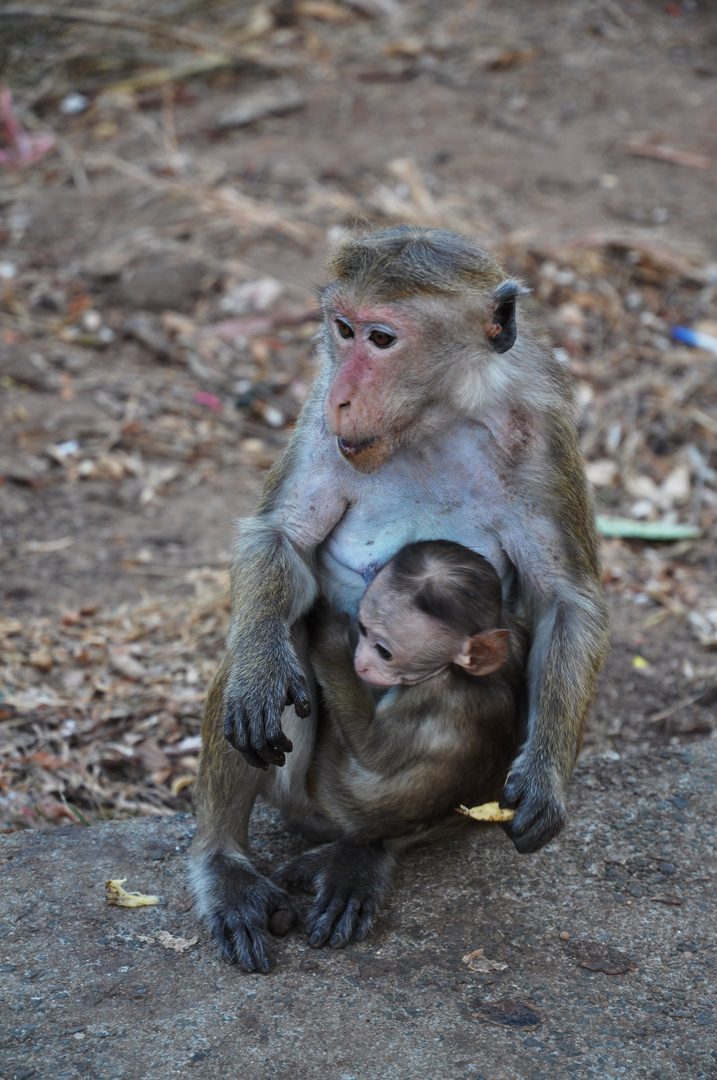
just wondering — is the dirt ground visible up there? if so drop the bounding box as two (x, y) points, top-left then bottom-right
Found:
(1, 0), (716, 831)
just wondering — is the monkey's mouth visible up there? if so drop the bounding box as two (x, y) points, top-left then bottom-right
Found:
(336, 434), (395, 474)
(337, 437), (377, 460)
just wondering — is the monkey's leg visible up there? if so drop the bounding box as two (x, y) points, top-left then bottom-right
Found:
(190, 655), (301, 972)
(275, 841), (396, 949)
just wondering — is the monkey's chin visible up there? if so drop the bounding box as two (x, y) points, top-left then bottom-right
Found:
(337, 436), (394, 473)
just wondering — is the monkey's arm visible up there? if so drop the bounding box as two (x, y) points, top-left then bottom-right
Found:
(501, 583), (608, 852)
(499, 448), (610, 853)
(224, 434), (350, 768)
(308, 603), (376, 736)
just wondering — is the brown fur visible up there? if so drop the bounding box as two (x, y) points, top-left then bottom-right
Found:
(307, 599), (526, 841)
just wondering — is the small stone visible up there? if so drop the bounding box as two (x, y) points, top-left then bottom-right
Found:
(60, 92), (89, 115)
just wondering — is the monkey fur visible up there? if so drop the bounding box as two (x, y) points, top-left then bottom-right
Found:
(190, 226), (610, 970)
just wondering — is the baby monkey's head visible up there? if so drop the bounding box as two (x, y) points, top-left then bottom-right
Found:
(355, 540), (510, 688)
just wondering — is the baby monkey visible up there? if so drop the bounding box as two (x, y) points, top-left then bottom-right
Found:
(354, 540), (511, 689)
(304, 536), (525, 842)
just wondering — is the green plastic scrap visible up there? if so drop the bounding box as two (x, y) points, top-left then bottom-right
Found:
(596, 516), (702, 541)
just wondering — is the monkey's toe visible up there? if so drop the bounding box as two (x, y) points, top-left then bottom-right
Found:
(212, 910), (273, 972)
(269, 903), (298, 937)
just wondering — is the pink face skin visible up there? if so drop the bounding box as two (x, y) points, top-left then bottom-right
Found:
(323, 302), (429, 472)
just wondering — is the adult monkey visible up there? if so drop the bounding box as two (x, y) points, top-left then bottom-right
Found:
(190, 226), (610, 970)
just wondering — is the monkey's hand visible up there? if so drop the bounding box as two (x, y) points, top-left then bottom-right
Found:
(499, 757), (568, 854)
(223, 625), (311, 769)
(275, 841), (395, 949)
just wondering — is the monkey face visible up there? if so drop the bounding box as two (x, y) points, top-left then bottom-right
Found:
(355, 587), (460, 687)
(321, 286), (522, 473)
(322, 300), (442, 473)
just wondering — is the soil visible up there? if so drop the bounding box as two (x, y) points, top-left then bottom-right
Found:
(2, 742), (716, 1080)
(1, 0), (716, 828)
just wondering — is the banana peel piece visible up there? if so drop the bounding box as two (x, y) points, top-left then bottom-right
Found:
(457, 801), (515, 823)
(106, 878), (159, 907)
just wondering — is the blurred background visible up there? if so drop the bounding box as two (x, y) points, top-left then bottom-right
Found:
(1, 0), (716, 830)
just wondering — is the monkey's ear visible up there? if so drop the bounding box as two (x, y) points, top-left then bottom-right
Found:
(486, 281), (529, 354)
(454, 629), (510, 677)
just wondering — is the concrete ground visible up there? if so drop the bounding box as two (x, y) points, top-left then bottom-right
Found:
(1, 741), (715, 1080)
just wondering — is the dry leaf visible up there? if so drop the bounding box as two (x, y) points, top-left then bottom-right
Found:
(296, 0), (354, 22)
(109, 648), (146, 680)
(472, 999), (544, 1030)
(156, 930), (199, 952)
(578, 948), (638, 975)
(105, 878), (160, 907)
(457, 802), (515, 822)
(171, 775), (195, 796)
(29, 650), (54, 671)
(462, 949), (508, 973)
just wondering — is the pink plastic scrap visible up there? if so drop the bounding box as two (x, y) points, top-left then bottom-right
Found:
(0, 84), (55, 169)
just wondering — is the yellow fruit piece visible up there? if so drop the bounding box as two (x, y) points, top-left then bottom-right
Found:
(457, 801), (515, 823)
(105, 878), (159, 907)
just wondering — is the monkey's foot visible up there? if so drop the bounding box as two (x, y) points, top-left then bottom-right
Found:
(190, 851), (297, 972)
(499, 763), (568, 853)
(276, 841), (395, 949)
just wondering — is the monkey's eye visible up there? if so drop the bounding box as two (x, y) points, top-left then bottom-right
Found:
(358, 620), (367, 637)
(375, 643), (393, 661)
(369, 329), (395, 349)
(336, 318), (354, 339)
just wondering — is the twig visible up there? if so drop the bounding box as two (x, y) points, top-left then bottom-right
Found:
(84, 152), (320, 245)
(122, 565), (197, 577)
(97, 55), (239, 100)
(689, 407), (717, 437)
(624, 142), (711, 170)
(557, 231), (712, 284)
(649, 692), (707, 725)
(0, 5), (271, 58)
(52, 135), (92, 193)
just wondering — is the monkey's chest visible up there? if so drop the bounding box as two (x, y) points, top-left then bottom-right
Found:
(318, 427), (514, 614)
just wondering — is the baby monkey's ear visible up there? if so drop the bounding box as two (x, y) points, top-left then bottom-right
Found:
(454, 629), (510, 677)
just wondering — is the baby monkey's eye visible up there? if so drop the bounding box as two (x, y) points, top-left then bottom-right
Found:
(336, 318), (354, 339)
(369, 329), (395, 349)
(358, 620), (367, 636)
(375, 643), (393, 661)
